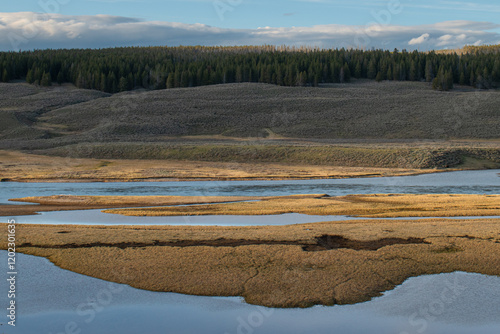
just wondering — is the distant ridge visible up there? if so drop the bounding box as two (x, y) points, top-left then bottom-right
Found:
(436, 44), (500, 55)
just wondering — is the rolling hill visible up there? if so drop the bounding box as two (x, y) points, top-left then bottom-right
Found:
(0, 80), (499, 169)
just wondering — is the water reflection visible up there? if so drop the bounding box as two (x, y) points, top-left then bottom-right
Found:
(1, 169), (499, 205)
(1, 251), (499, 334)
(6, 209), (500, 226)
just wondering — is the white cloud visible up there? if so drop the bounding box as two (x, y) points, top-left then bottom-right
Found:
(435, 33), (472, 47)
(438, 34), (453, 41)
(408, 33), (430, 45)
(0, 12), (499, 51)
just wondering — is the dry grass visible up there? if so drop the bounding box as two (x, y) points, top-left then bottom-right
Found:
(10, 193), (499, 218)
(0, 194), (266, 216)
(3, 218), (499, 307)
(105, 194), (500, 218)
(33, 142), (500, 169)
(0, 149), (440, 182)
(11, 194), (265, 206)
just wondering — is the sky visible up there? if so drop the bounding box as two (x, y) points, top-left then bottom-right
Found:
(1, 0), (500, 51)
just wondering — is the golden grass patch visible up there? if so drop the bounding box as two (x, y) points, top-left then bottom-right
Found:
(0, 149), (438, 182)
(106, 194), (500, 218)
(3, 218), (500, 308)
(0, 194), (266, 216)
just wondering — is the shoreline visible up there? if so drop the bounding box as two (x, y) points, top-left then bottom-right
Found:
(2, 149), (496, 184)
(0, 169), (447, 183)
(3, 192), (499, 220)
(0, 195), (267, 217)
(105, 194), (500, 218)
(3, 218), (499, 308)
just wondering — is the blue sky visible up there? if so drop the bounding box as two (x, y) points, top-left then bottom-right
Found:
(4, 0), (500, 28)
(1, 0), (500, 51)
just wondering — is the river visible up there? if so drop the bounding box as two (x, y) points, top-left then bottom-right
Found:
(0, 169), (499, 333)
(0, 251), (499, 334)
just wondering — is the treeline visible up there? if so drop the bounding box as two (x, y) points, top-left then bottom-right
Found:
(0, 45), (499, 92)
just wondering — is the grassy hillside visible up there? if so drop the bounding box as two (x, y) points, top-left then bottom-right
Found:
(33, 143), (500, 169)
(0, 80), (499, 169)
(0, 83), (109, 141)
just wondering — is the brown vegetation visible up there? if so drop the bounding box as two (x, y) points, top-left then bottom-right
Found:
(3, 219), (499, 307)
(0, 150), (438, 182)
(8, 193), (499, 218)
(0, 194), (265, 216)
(105, 194), (500, 218)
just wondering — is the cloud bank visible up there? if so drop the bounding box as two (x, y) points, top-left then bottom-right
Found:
(0, 12), (499, 51)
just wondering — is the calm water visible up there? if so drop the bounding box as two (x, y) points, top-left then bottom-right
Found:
(1, 251), (499, 334)
(6, 209), (500, 226)
(1, 169), (498, 226)
(1, 170), (499, 333)
(1, 169), (499, 205)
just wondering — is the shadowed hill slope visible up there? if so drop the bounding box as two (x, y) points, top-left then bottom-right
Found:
(1, 82), (500, 141)
(0, 81), (498, 169)
(26, 81), (500, 141)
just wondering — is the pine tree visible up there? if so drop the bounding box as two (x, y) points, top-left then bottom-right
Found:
(296, 71), (307, 86)
(367, 58), (377, 79)
(166, 73), (174, 89)
(432, 68), (453, 91)
(180, 70), (190, 87)
(425, 60), (433, 82)
(1, 45), (497, 92)
(482, 67), (490, 88)
(276, 66), (284, 86)
(2, 69), (9, 82)
(100, 73), (108, 92)
(110, 75), (118, 93)
(57, 71), (64, 85)
(26, 69), (34, 84)
(127, 73), (135, 89)
(354, 61), (362, 79)
(119, 76), (128, 92)
(432, 76), (440, 90)
(459, 71), (466, 85)
(386, 67), (393, 80)
(339, 67), (345, 83)
(476, 74), (484, 89)
(445, 70), (454, 90)
(342, 63), (351, 82)
(409, 61), (417, 81)
(40, 72), (51, 86)
(470, 69), (476, 87)
(235, 66), (243, 83)
(392, 64), (400, 81)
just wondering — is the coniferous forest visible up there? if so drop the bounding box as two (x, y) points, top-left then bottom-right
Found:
(0, 44), (499, 93)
